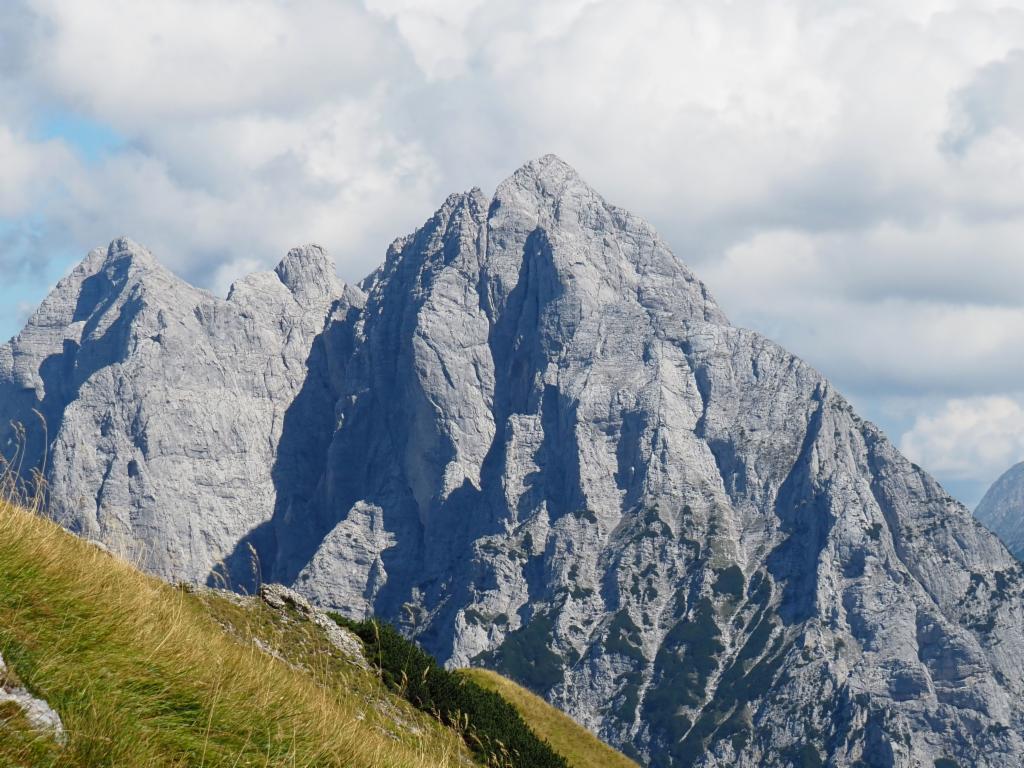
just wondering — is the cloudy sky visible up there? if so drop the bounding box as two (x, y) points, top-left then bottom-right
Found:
(1, 0), (1023, 506)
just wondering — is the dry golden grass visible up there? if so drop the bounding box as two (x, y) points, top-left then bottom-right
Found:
(0, 494), (472, 768)
(459, 669), (639, 768)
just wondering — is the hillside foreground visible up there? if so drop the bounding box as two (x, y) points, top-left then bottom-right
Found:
(0, 494), (628, 767)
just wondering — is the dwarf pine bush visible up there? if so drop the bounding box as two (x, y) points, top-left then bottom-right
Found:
(333, 615), (569, 768)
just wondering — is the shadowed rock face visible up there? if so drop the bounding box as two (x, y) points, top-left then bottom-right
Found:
(5, 156), (1024, 766)
(977, 463), (1024, 559)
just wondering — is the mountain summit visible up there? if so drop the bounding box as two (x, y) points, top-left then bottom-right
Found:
(3, 157), (1024, 766)
(976, 462), (1024, 559)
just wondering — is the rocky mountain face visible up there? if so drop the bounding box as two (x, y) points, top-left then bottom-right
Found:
(976, 463), (1024, 560)
(0, 238), (359, 581)
(5, 156), (1024, 767)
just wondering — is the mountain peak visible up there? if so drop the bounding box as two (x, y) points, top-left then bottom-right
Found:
(496, 154), (590, 204)
(275, 244), (343, 299)
(6, 158), (1024, 766)
(104, 236), (158, 269)
(514, 152), (578, 180)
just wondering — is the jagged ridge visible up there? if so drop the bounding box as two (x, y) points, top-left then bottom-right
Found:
(0, 237), (354, 580)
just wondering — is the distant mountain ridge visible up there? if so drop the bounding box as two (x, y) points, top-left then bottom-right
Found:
(976, 462), (1024, 559)
(3, 155), (1024, 767)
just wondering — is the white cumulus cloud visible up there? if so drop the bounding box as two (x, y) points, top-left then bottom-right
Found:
(900, 397), (1024, 486)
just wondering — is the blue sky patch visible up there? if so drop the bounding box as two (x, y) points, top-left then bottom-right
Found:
(35, 110), (125, 163)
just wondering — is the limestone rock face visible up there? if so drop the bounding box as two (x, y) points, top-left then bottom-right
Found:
(6, 157), (1024, 766)
(0, 238), (355, 583)
(280, 156), (1024, 767)
(977, 463), (1024, 559)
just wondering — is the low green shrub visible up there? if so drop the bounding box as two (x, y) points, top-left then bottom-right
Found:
(332, 615), (569, 768)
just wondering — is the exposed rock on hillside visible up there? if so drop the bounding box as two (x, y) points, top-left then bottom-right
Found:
(0, 651), (64, 743)
(258, 583), (369, 670)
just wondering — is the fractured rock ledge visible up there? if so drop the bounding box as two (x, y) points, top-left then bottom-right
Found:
(0, 651), (65, 744)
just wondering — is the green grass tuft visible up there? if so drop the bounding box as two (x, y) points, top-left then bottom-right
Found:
(0, 497), (471, 767)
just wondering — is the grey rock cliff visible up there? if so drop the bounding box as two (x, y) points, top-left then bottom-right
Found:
(0, 238), (356, 583)
(976, 462), (1024, 559)
(5, 157), (1024, 766)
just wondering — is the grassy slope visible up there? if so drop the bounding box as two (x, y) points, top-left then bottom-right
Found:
(0, 498), (472, 768)
(460, 668), (639, 768)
